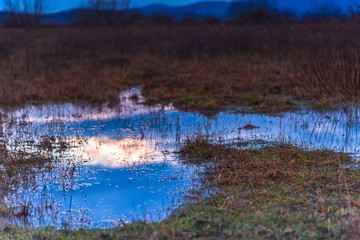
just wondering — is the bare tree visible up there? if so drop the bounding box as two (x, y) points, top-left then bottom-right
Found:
(230, 0), (281, 23)
(231, 0), (269, 14)
(4, 0), (49, 26)
(79, 0), (131, 25)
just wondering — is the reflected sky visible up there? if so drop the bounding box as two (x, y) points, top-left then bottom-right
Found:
(1, 89), (360, 228)
(79, 138), (165, 168)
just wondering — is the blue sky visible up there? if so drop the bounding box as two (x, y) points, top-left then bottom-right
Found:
(1, 0), (359, 14)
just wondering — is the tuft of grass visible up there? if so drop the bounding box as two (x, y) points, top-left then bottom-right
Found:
(177, 136), (360, 239)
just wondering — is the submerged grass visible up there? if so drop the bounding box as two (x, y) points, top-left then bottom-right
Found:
(5, 136), (360, 239)
(0, 116), (81, 227)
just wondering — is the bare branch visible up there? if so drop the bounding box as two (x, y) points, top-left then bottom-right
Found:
(79, 0), (131, 25)
(4, 0), (51, 26)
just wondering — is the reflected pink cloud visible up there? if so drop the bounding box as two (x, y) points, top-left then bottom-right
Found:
(77, 137), (165, 168)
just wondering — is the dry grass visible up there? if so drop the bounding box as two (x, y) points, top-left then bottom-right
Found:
(0, 21), (358, 112)
(176, 135), (360, 239)
(180, 135), (352, 189)
(303, 44), (360, 99)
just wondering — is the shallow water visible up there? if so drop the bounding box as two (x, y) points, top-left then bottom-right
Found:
(1, 88), (360, 228)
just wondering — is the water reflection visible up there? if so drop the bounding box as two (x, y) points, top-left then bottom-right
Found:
(1, 88), (174, 123)
(79, 138), (164, 168)
(1, 92), (360, 228)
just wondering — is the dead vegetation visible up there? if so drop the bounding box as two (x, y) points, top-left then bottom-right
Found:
(175, 135), (360, 239)
(0, 21), (358, 113)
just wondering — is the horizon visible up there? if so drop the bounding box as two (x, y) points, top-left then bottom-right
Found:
(0, 0), (358, 15)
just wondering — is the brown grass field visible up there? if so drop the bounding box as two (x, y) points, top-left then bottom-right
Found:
(0, 20), (359, 113)
(3, 18), (360, 239)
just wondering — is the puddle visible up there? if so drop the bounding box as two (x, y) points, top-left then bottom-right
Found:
(1, 88), (360, 228)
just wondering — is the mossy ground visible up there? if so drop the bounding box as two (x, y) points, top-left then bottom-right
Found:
(4, 136), (360, 239)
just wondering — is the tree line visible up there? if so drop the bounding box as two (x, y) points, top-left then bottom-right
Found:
(2, 0), (131, 27)
(2, 0), (357, 27)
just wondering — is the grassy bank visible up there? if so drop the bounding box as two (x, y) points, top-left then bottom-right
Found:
(0, 22), (360, 113)
(4, 136), (360, 239)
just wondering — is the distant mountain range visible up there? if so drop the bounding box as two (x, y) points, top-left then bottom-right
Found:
(133, 1), (235, 20)
(0, 1), (245, 25)
(0, 0), (355, 24)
